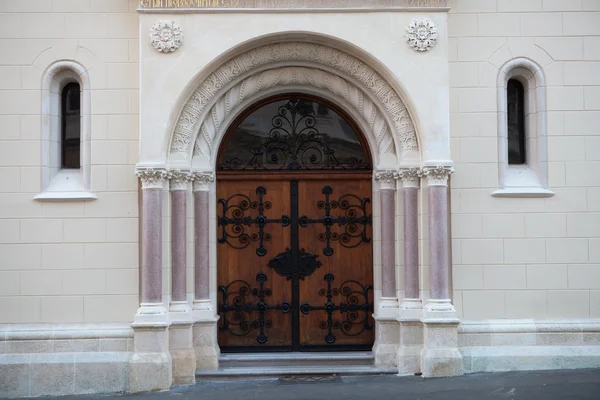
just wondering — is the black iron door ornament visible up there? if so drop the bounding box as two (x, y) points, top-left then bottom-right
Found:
(299, 186), (372, 256)
(219, 272), (291, 344)
(300, 273), (373, 344)
(268, 248), (322, 280)
(218, 186), (290, 256)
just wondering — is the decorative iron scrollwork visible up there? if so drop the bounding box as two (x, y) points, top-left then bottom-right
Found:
(299, 186), (372, 256)
(219, 99), (369, 171)
(300, 273), (373, 344)
(218, 186), (290, 256)
(268, 248), (322, 280)
(219, 272), (291, 345)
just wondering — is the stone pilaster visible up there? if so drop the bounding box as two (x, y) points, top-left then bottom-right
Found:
(372, 170), (399, 367)
(191, 171), (219, 370)
(131, 168), (172, 392)
(167, 170), (196, 385)
(420, 165), (463, 378)
(397, 167), (423, 375)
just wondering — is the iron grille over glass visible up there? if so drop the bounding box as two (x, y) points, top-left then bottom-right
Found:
(218, 97), (371, 171)
(507, 79), (526, 165)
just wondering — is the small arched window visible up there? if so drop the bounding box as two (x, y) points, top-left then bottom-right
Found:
(61, 82), (81, 169)
(507, 79), (525, 165)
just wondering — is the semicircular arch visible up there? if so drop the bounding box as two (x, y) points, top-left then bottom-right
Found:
(168, 41), (420, 170)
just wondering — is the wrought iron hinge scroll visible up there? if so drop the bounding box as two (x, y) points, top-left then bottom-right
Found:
(218, 186), (290, 256)
(299, 185), (372, 256)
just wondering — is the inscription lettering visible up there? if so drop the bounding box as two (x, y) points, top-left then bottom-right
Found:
(139, 0), (447, 9)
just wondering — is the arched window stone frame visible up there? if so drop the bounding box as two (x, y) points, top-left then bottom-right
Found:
(35, 61), (95, 201)
(493, 58), (554, 198)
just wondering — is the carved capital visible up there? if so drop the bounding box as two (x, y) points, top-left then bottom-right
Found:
(168, 169), (194, 191)
(192, 172), (215, 192)
(422, 166), (454, 187)
(374, 170), (398, 191)
(135, 168), (168, 190)
(397, 168), (422, 189)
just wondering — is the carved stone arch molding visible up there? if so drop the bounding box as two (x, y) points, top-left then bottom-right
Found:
(168, 42), (420, 169)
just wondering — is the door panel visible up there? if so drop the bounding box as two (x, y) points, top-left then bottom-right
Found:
(217, 177), (373, 351)
(217, 179), (292, 349)
(297, 179), (374, 348)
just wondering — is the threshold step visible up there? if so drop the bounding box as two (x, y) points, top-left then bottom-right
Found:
(219, 352), (374, 367)
(196, 365), (398, 379)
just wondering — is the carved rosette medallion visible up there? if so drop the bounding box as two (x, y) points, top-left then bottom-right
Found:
(422, 166), (454, 187)
(375, 170), (398, 191)
(150, 20), (183, 53)
(192, 172), (215, 192)
(405, 18), (439, 52)
(168, 170), (194, 191)
(398, 168), (422, 189)
(136, 168), (168, 189)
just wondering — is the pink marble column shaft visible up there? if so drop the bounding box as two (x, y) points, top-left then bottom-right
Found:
(428, 185), (450, 300)
(194, 190), (210, 301)
(171, 190), (187, 303)
(380, 189), (396, 298)
(141, 188), (163, 304)
(403, 187), (419, 299)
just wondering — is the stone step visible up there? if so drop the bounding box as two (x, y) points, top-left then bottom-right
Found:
(218, 351), (375, 368)
(196, 364), (398, 380)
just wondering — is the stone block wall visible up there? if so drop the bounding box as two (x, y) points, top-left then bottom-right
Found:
(448, 0), (600, 320)
(0, 0), (141, 324)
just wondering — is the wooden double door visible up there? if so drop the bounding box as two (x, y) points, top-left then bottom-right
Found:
(217, 175), (374, 352)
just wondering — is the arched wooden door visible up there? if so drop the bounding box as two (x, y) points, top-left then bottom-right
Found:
(216, 95), (374, 352)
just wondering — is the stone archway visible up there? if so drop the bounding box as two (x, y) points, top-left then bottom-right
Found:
(167, 41), (420, 169)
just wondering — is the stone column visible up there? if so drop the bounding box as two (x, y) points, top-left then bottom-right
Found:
(131, 168), (172, 392)
(420, 166), (463, 378)
(191, 171), (219, 371)
(167, 170), (196, 385)
(397, 168), (424, 375)
(372, 171), (399, 367)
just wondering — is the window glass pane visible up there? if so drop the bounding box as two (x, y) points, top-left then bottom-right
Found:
(62, 82), (80, 169)
(507, 79), (526, 165)
(218, 97), (370, 171)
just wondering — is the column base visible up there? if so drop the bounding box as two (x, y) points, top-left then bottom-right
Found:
(169, 301), (192, 315)
(129, 323), (172, 393)
(193, 318), (220, 371)
(135, 303), (168, 323)
(169, 321), (196, 385)
(420, 301), (463, 378)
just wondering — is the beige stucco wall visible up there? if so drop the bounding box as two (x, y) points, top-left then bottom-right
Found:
(448, 0), (600, 320)
(0, 0), (140, 323)
(0, 0), (599, 325)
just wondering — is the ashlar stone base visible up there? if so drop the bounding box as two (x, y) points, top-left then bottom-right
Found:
(373, 318), (399, 367)
(397, 319), (423, 375)
(193, 320), (220, 371)
(129, 324), (172, 393)
(421, 320), (463, 378)
(169, 322), (196, 385)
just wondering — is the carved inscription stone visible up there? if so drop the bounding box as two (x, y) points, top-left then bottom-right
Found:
(139, 0), (447, 11)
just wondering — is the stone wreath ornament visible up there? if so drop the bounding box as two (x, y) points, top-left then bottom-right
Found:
(405, 18), (439, 52)
(150, 20), (183, 53)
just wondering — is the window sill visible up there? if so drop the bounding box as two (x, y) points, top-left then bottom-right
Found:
(34, 191), (97, 201)
(35, 169), (96, 202)
(492, 187), (555, 198)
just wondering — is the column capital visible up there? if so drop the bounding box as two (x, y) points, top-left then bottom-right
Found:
(397, 167), (422, 189)
(374, 170), (398, 190)
(136, 168), (168, 189)
(422, 165), (454, 187)
(192, 171), (215, 192)
(168, 169), (194, 191)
